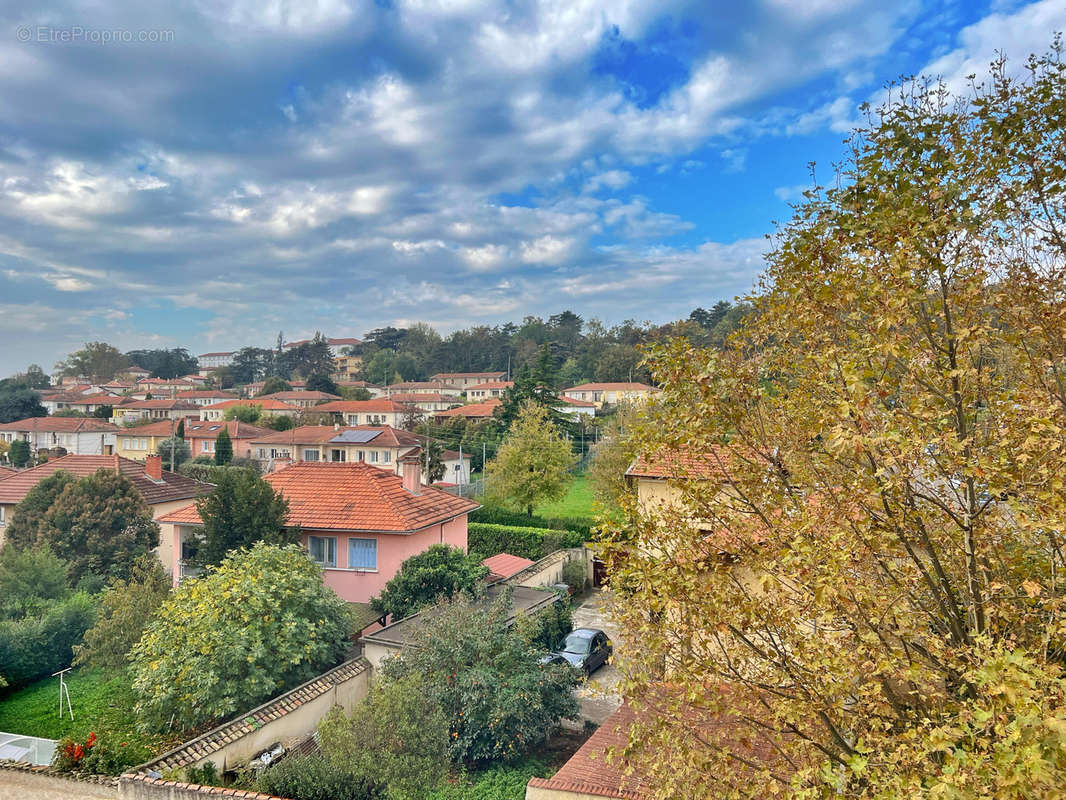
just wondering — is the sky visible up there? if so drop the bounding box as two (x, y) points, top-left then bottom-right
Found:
(0, 0), (1063, 376)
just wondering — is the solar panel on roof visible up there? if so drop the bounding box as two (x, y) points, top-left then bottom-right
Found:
(329, 430), (381, 444)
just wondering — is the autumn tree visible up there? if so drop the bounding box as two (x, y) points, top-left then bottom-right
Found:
(603, 48), (1066, 798)
(486, 401), (575, 516)
(4, 470), (76, 549)
(192, 469), (295, 566)
(55, 342), (128, 382)
(37, 470), (160, 583)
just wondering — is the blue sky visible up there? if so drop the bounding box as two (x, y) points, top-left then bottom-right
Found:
(0, 0), (1062, 375)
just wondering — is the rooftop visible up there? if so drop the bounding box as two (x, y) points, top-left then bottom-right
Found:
(0, 417), (119, 433)
(159, 461), (479, 533)
(563, 382), (659, 392)
(201, 398), (302, 412)
(625, 448), (730, 481)
(0, 454), (213, 506)
(259, 390), (342, 401)
(434, 398), (501, 418)
(249, 425), (420, 447)
(314, 399), (415, 413)
(482, 552), (535, 582)
(183, 420), (274, 439)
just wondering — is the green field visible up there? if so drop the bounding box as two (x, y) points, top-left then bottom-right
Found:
(0, 667), (167, 769)
(534, 475), (594, 519)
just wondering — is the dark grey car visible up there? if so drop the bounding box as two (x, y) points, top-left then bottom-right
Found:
(544, 628), (612, 676)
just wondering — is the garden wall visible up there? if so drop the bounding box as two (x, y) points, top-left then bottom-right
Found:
(510, 547), (592, 590)
(119, 656), (371, 799)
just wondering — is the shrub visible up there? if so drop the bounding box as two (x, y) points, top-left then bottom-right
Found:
(54, 732), (97, 772)
(255, 754), (384, 800)
(469, 506), (592, 537)
(131, 543), (349, 732)
(0, 545), (69, 619)
(561, 559), (587, 596)
(178, 462), (259, 483)
(467, 523), (583, 561)
(0, 593), (96, 687)
(58, 731), (137, 776)
(370, 544), (488, 621)
(185, 761), (219, 786)
(518, 597), (572, 651)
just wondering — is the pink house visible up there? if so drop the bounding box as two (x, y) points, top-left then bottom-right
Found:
(157, 456), (480, 602)
(182, 420), (273, 461)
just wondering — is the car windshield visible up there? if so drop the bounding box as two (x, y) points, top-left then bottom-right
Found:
(559, 633), (592, 655)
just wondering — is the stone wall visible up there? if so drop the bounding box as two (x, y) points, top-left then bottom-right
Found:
(509, 547), (591, 590)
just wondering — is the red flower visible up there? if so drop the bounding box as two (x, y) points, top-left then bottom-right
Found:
(73, 744), (84, 760)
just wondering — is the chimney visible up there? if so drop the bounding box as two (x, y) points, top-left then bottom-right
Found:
(273, 456), (291, 473)
(145, 454), (162, 481)
(401, 454), (421, 495)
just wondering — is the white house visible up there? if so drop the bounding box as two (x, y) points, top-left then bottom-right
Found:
(0, 417), (119, 457)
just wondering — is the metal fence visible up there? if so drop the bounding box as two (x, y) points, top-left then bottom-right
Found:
(0, 732), (56, 766)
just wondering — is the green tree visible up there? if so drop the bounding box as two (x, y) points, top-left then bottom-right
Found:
(7, 438), (31, 467)
(0, 387), (46, 424)
(485, 402), (575, 516)
(4, 470), (76, 549)
(258, 413), (294, 431)
(55, 342), (128, 383)
(0, 545), (69, 619)
(213, 428), (233, 465)
(131, 543), (349, 732)
(586, 404), (638, 516)
(73, 554), (170, 669)
(38, 469), (160, 582)
(92, 404), (113, 419)
(6, 364), (51, 390)
(306, 373), (338, 394)
(223, 403), (262, 423)
(257, 376), (292, 396)
(176, 418), (185, 438)
(193, 469), (295, 566)
(370, 544), (488, 621)
(603, 47), (1066, 799)
(157, 436), (191, 470)
(318, 673), (449, 800)
(381, 591), (579, 763)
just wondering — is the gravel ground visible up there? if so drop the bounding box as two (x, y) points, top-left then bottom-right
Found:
(567, 590), (624, 727)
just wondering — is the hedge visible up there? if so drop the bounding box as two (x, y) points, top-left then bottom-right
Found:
(468, 523), (584, 562)
(0, 593), (96, 688)
(469, 507), (593, 538)
(177, 461), (260, 483)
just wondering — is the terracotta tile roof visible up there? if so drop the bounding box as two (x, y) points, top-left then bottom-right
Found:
(182, 420), (273, 439)
(137, 377), (193, 386)
(528, 705), (645, 799)
(0, 466), (16, 479)
(430, 371), (507, 380)
(440, 449), (471, 461)
(202, 398), (301, 412)
(174, 390), (239, 400)
(434, 398), (501, 418)
(0, 417), (120, 433)
(314, 399), (414, 413)
(563, 382), (659, 393)
(249, 425), (420, 447)
(0, 454), (213, 507)
(468, 380), (514, 390)
(336, 381), (382, 389)
(259, 390), (342, 401)
(197, 351), (234, 357)
(60, 393), (122, 405)
(159, 461), (479, 532)
(482, 552), (535, 581)
(387, 381), (462, 392)
(385, 392), (456, 404)
(120, 399), (202, 410)
(116, 420), (183, 437)
(625, 448), (731, 480)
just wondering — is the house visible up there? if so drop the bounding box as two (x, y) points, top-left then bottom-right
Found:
(200, 398), (302, 421)
(562, 382), (660, 409)
(40, 391), (123, 415)
(385, 381), (463, 399)
(0, 417), (119, 458)
(114, 420), (184, 461)
(283, 336), (362, 358)
(183, 420), (273, 461)
(258, 390), (342, 409)
(197, 352), (235, 371)
(439, 449), (472, 485)
(555, 396), (596, 418)
(380, 393), (456, 413)
(467, 380), (513, 400)
(434, 398), (501, 421)
(313, 399), (414, 428)
(158, 457), (479, 602)
(123, 366), (151, 379)
(239, 380), (305, 398)
(248, 425), (421, 474)
(112, 398), (203, 424)
(174, 390), (240, 407)
(0, 454), (212, 568)
(430, 371), (507, 388)
(136, 377), (197, 396)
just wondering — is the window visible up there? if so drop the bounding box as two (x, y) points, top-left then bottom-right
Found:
(330, 449), (346, 462)
(348, 538), (377, 570)
(382, 451), (391, 463)
(369, 451), (378, 463)
(308, 536), (337, 567)
(0, 506), (5, 526)
(303, 449), (319, 462)
(258, 448), (267, 458)
(346, 414), (358, 425)
(202, 440), (215, 453)
(270, 448), (290, 458)
(356, 450), (365, 462)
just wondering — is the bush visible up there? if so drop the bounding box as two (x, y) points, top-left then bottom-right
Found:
(55, 730), (134, 776)
(467, 523), (583, 561)
(0, 593), (96, 687)
(561, 559), (587, 596)
(255, 754), (384, 800)
(178, 462), (259, 483)
(469, 506), (592, 537)
(370, 544), (488, 621)
(0, 545), (69, 619)
(519, 597), (572, 651)
(131, 543), (349, 732)
(427, 760), (551, 800)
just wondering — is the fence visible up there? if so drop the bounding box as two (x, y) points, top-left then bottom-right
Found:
(0, 732), (56, 766)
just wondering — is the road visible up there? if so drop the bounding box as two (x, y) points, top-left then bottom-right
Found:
(568, 589), (624, 726)
(0, 771), (115, 800)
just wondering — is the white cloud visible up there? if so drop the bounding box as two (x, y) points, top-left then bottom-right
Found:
(582, 169), (633, 193)
(520, 235), (574, 265)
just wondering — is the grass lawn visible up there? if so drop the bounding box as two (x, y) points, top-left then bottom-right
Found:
(534, 475), (595, 520)
(0, 667), (171, 769)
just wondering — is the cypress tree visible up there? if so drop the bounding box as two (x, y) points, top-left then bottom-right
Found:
(214, 428), (233, 465)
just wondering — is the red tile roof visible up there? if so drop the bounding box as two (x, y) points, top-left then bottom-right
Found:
(175, 390), (239, 400)
(197, 351), (235, 357)
(468, 380), (514, 390)
(60, 393), (122, 405)
(202, 398), (301, 412)
(259, 390), (342, 401)
(159, 461), (479, 532)
(0, 417), (120, 433)
(558, 396), (596, 407)
(625, 448), (730, 481)
(182, 420), (273, 439)
(249, 425), (420, 447)
(314, 399), (414, 413)
(120, 399), (202, 410)
(563, 382), (659, 393)
(0, 466), (16, 479)
(116, 420), (185, 437)
(430, 371), (507, 380)
(385, 393), (456, 404)
(387, 381), (462, 392)
(0, 454), (213, 507)
(434, 399), (501, 419)
(528, 705), (645, 799)
(482, 552), (534, 581)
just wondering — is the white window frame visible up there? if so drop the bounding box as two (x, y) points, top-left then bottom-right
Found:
(308, 535), (337, 568)
(302, 448), (320, 462)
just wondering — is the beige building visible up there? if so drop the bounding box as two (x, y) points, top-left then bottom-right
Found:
(467, 380), (513, 400)
(430, 371), (507, 388)
(562, 382), (660, 409)
(313, 399), (413, 428)
(249, 425), (421, 473)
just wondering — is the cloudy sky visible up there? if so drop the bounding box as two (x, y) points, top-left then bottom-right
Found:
(0, 0), (1062, 375)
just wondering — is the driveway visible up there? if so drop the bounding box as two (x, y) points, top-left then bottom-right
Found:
(567, 589), (624, 727)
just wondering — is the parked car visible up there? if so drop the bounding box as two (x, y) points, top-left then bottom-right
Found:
(542, 628), (612, 676)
